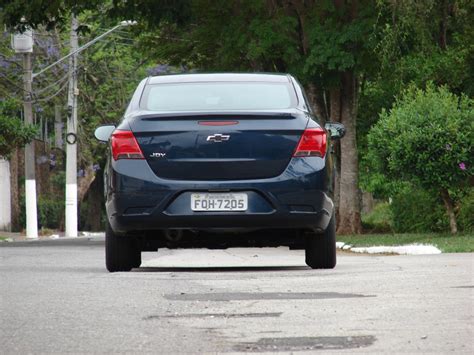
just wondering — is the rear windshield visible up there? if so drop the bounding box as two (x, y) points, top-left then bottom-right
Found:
(140, 82), (296, 111)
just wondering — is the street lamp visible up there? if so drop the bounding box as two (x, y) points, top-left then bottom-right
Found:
(32, 20), (137, 79)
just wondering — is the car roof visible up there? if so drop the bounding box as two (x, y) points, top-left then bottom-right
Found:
(147, 73), (291, 84)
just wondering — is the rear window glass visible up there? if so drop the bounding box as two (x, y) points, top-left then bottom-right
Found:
(140, 82), (295, 111)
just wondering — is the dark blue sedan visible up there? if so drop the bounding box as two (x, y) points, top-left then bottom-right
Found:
(94, 73), (345, 272)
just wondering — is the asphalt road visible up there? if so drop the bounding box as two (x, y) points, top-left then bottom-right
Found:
(1, 238), (473, 353)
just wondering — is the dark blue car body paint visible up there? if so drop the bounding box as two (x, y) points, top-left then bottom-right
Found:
(104, 74), (334, 236)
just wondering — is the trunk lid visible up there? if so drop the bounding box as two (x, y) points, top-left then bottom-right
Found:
(129, 110), (308, 180)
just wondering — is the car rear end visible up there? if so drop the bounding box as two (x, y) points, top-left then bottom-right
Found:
(99, 73), (337, 271)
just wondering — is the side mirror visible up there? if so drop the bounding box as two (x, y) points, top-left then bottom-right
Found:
(94, 125), (116, 142)
(325, 122), (345, 140)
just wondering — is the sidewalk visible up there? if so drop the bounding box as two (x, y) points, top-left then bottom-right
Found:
(0, 230), (104, 243)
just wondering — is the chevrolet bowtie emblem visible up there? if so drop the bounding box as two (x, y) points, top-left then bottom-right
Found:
(206, 134), (230, 143)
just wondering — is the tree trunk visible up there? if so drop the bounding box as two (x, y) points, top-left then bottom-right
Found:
(440, 188), (457, 234)
(84, 170), (104, 231)
(306, 83), (328, 123)
(9, 149), (20, 231)
(34, 140), (51, 196)
(438, 0), (449, 50)
(361, 191), (375, 215)
(54, 104), (64, 149)
(76, 165), (96, 232)
(291, 0), (310, 56)
(329, 87), (342, 227)
(329, 88), (341, 122)
(336, 71), (362, 234)
(78, 165), (96, 203)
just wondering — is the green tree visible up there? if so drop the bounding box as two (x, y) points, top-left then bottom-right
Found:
(357, 0), (473, 233)
(109, 0), (384, 234)
(1, 5), (154, 230)
(71, 11), (154, 229)
(358, 0), (474, 145)
(0, 100), (36, 157)
(366, 84), (473, 234)
(3, 0), (472, 234)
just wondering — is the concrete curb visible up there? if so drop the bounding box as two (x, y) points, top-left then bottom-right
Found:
(336, 241), (442, 255)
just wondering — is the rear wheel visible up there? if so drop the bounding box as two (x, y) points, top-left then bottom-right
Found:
(105, 223), (141, 272)
(305, 213), (336, 269)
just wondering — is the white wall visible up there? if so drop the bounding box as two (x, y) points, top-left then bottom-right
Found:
(0, 158), (11, 231)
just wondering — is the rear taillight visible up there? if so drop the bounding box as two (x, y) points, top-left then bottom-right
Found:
(293, 128), (327, 157)
(111, 130), (144, 160)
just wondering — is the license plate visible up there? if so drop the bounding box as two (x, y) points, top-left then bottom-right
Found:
(191, 193), (248, 211)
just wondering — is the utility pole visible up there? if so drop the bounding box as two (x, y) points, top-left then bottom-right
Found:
(65, 15), (79, 238)
(23, 50), (39, 239)
(12, 23), (38, 239)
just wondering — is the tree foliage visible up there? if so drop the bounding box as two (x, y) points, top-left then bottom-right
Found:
(0, 0), (101, 30)
(366, 84), (473, 233)
(0, 99), (36, 157)
(367, 84), (472, 190)
(358, 0), (474, 146)
(126, 0), (384, 234)
(76, 11), (151, 168)
(1, 0), (473, 233)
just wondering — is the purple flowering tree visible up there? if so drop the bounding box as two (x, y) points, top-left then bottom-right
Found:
(146, 64), (171, 76)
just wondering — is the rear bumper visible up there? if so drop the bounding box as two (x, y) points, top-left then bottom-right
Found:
(106, 157), (334, 234)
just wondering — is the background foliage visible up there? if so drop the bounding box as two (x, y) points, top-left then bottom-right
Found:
(0, 0), (472, 234)
(0, 99), (36, 157)
(366, 84), (472, 192)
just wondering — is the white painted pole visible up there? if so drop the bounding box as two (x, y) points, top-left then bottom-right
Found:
(65, 16), (79, 238)
(0, 158), (12, 232)
(23, 52), (39, 239)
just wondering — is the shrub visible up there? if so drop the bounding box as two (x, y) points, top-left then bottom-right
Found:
(38, 198), (64, 229)
(366, 84), (473, 233)
(20, 196), (64, 230)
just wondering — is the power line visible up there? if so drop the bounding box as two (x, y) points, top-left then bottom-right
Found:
(96, 27), (134, 35)
(33, 32), (64, 38)
(1, 64), (84, 104)
(33, 40), (70, 47)
(34, 78), (69, 102)
(33, 72), (69, 94)
(34, 64), (85, 102)
(0, 73), (33, 97)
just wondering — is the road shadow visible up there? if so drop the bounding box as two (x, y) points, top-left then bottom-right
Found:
(3, 265), (106, 274)
(133, 265), (310, 272)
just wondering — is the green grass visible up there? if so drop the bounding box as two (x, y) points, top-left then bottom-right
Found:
(361, 202), (393, 233)
(337, 233), (474, 253)
(0, 236), (8, 241)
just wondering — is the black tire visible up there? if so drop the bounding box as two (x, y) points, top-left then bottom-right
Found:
(305, 212), (337, 269)
(132, 247), (142, 269)
(105, 223), (141, 272)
